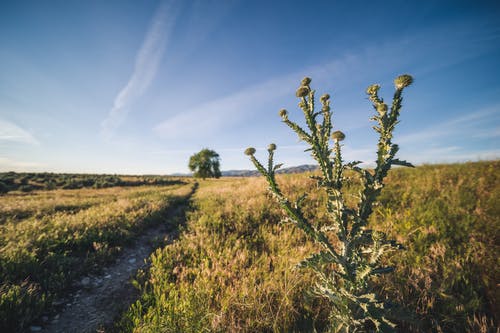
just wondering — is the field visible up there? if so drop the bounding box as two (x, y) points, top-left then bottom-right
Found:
(0, 161), (498, 332)
(117, 161), (499, 332)
(0, 178), (195, 331)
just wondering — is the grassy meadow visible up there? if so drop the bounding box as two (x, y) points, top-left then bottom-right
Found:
(116, 160), (499, 332)
(0, 179), (194, 331)
(0, 161), (498, 332)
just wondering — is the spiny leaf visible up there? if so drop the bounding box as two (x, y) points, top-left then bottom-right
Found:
(392, 159), (414, 168)
(273, 163), (283, 171)
(371, 267), (395, 275)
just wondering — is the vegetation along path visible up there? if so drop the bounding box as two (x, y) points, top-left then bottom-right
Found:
(37, 183), (198, 333)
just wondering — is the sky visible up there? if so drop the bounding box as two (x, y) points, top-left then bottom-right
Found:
(1, 0), (499, 174)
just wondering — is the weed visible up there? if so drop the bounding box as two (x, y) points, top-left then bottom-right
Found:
(246, 75), (414, 332)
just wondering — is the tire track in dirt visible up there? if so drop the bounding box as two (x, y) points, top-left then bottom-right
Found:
(35, 183), (197, 333)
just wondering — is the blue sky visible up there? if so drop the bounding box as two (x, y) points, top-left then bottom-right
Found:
(1, 0), (499, 174)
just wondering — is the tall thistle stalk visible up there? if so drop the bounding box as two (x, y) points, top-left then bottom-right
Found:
(245, 75), (413, 332)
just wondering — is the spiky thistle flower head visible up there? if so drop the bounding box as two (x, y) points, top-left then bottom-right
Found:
(331, 130), (345, 142)
(244, 147), (256, 156)
(394, 74), (413, 89)
(301, 77), (312, 86)
(320, 94), (330, 103)
(268, 143), (277, 151)
(366, 84), (380, 96)
(296, 86), (310, 98)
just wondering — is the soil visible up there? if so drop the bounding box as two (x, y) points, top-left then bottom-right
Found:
(35, 188), (195, 333)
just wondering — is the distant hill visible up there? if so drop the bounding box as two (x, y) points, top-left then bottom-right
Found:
(221, 164), (318, 177)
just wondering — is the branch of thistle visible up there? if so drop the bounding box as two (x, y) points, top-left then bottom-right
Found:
(295, 79), (352, 247)
(351, 75), (415, 235)
(244, 146), (345, 269)
(292, 80), (339, 191)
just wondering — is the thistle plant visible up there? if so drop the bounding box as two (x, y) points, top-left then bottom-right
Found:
(245, 75), (413, 332)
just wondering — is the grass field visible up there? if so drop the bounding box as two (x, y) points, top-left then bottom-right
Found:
(0, 180), (194, 331)
(1, 161), (498, 332)
(116, 161), (499, 332)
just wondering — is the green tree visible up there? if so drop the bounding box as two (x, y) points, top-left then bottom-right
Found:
(188, 149), (221, 179)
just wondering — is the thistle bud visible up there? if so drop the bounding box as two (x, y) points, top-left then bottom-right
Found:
(268, 143), (277, 151)
(301, 77), (312, 86)
(394, 74), (413, 89)
(331, 130), (345, 142)
(320, 94), (330, 103)
(279, 109), (288, 118)
(244, 147), (256, 156)
(377, 103), (388, 114)
(366, 84), (380, 96)
(296, 86), (310, 98)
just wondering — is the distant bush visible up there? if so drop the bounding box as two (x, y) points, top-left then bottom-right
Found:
(0, 182), (8, 194)
(19, 185), (34, 193)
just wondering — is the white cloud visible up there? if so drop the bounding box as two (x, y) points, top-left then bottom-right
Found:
(0, 157), (46, 171)
(402, 147), (500, 165)
(153, 74), (298, 139)
(101, 0), (179, 139)
(152, 55), (355, 139)
(0, 119), (39, 145)
(152, 20), (490, 141)
(398, 104), (500, 144)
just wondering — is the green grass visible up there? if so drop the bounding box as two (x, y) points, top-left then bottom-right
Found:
(2, 161), (497, 332)
(0, 182), (194, 332)
(0, 171), (183, 193)
(117, 161), (499, 332)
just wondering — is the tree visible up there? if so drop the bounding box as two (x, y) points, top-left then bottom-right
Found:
(188, 149), (221, 179)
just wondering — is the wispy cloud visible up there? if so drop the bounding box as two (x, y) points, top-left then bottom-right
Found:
(153, 15), (500, 142)
(402, 147), (500, 165)
(101, 0), (178, 139)
(0, 119), (39, 145)
(398, 104), (500, 144)
(148, 144), (312, 155)
(153, 55), (354, 139)
(153, 73), (298, 139)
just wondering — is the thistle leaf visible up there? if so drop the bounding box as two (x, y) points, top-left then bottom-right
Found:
(273, 163), (284, 171)
(371, 266), (395, 275)
(392, 159), (414, 168)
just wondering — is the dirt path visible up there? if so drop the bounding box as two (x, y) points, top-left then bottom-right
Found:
(35, 186), (196, 333)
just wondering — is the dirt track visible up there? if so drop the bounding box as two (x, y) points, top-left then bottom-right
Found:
(36, 188), (195, 333)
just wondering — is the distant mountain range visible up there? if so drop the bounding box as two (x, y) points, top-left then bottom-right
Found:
(170, 165), (318, 177)
(222, 164), (318, 177)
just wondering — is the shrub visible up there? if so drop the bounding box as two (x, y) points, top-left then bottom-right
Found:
(0, 181), (8, 194)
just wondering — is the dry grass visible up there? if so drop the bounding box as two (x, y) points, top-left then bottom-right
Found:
(0, 182), (194, 332)
(120, 161), (499, 332)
